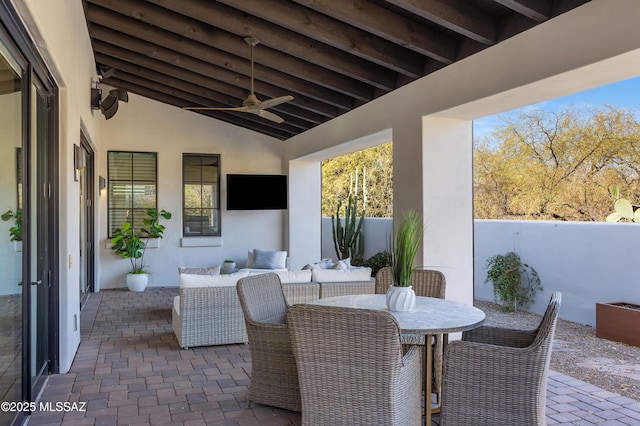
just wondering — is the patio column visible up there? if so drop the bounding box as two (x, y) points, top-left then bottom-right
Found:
(421, 117), (474, 305)
(287, 159), (322, 270)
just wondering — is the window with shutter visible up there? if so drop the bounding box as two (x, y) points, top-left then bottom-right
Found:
(107, 151), (157, 237)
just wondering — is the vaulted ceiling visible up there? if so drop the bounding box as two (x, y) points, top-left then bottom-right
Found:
(83, 0), (591, 140)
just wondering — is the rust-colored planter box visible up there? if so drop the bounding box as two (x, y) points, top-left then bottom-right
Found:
(596, 302), (640, 347)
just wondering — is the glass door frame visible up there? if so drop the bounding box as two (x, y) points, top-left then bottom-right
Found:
(79, 135), (95, 309)
(0, 0), (60, 420)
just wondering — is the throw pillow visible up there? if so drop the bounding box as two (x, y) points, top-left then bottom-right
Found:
(247, 249), (287, 269)
(331, 261), (348, 270)
(177, 265), (221, 275)
(252, 249), (278, 269)
(273, 250), (287, 269)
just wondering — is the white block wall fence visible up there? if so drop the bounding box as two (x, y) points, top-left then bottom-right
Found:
(322, 217), (640, 326)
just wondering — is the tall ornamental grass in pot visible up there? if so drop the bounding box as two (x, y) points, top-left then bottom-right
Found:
(387, 210), (424, 311)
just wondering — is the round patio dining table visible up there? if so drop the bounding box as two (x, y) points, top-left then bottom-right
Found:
(310, 294), (486, 420)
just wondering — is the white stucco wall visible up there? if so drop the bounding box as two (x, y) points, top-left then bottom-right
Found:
(321, 217), (392, 262)
(474, 220), (640, 327)
(98, 94), (287, 289)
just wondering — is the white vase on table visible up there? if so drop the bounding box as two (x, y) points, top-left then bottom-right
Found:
(386, 285), (416, 312)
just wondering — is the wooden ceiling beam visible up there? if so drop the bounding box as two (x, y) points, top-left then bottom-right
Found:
(85, 1), (374, 102)
(493, 0), (551, 22)
(99, 63), (314, 131)
(217, 0), (426, 78)
(141, 0), (398, 91)
(88, 25), (348, 116)
(91, 39), (335, 121)
(84, 5), (364, 105)
(103, 76), (298, 139)
(291, 0), (456, 63)
(385, 0), (497, 45)
(95, 52), (328, 125)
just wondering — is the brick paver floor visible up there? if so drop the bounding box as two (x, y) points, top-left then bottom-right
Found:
(27, 288), (640, 425)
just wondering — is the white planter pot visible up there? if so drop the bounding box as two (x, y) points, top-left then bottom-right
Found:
(223, 261), (236, 271)
(126, 273), (149, 292)
(386, 285), (416, 312)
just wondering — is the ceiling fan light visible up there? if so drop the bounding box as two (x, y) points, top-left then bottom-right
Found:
(98, 64), (116, 78)
(101, 94), (119, 120)
(110, 88), (128, 103)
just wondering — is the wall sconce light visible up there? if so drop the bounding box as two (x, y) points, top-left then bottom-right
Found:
(74, 144), (85, 182)
(91, 81), (101, 110)
(99, 176), (106, 193)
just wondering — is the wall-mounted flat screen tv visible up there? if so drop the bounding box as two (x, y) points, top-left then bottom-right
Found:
(226, 174), (288, 210)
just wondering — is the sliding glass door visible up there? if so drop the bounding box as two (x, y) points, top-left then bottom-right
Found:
(0, 34), (24, 426)
(0, 5), (58, 423)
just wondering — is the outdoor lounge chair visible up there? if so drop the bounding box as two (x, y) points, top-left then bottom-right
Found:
(375, 266), (446, 400)
(287, 304), (421, 426)
(440, 291), (562, 426)
(236, 273), (301, 412)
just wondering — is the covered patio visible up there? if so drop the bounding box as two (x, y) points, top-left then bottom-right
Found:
(28, 289), (640, 425)
(2, 0), (640, 424)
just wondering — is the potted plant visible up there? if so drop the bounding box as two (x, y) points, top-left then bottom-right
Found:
(111, 208), (172, 291)
(222, 259), (236, 272)
(1, 208), (22, 240)
(484, 251), (542, 312)
(597, 185), (640, 347)
(386, 210), (424, 311)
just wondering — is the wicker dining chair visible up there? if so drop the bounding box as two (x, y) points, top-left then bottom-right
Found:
(287, 304), (422, 426)
(440, 291), (562, 426)
(375, 267), (446, 400)
(236, 273), (301, 412)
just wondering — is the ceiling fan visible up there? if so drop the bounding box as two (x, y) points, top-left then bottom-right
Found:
(183, 37), (293, 124)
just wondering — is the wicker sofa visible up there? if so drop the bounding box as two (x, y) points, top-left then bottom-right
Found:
(172, 268), (374, 349)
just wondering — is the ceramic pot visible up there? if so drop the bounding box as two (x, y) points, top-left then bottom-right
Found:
(126, 273), (148, 292)
(386, 285), (416, 312)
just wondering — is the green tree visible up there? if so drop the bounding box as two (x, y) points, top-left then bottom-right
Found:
(322, 143), (393, 218)
(474, 106), (640, 221)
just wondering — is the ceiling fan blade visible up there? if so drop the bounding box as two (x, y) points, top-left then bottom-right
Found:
(255, 95), (294, 110)
(182, 38), (292, 123)
(249, 109), (285, 124)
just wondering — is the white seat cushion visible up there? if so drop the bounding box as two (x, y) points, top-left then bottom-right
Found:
(275, 269), (312, 283)
(173, 295), (180, 316)
(311, 267), (372, 282)
(179, 270), (250, 288)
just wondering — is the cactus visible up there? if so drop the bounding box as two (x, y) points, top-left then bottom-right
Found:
(332, 168), (367, 264)
(606, 185), (640, 223)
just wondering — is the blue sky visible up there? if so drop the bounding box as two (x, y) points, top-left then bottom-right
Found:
(473, 76), (640, 142)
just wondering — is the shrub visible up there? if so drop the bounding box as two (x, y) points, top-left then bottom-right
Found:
(363, 250), (392, 277)
(484, 251), (542, 312)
